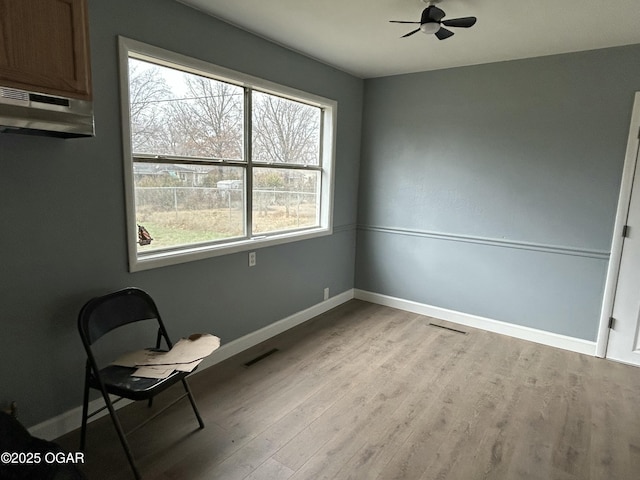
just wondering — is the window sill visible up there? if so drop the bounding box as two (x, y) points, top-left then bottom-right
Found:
(129, 226), (332, 272)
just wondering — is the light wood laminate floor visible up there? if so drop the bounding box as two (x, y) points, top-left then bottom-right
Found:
(57, 300), (640, 479)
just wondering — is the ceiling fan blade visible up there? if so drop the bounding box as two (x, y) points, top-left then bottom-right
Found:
(442, 17), (477, 28)
(435, 27), (454, 40)
(389, 20), (421, 24)
(423, 5), (445, 23)
(402, 29), (421, 38)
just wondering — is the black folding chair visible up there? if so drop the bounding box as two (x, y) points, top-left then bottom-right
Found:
(78, 287), (204, 479)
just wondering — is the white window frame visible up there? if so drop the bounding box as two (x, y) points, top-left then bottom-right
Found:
(118, 37), (337, 272)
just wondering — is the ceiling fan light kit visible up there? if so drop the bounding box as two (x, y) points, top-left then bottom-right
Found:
(420, 23), (440, 35)
(389, 1), (477, 40)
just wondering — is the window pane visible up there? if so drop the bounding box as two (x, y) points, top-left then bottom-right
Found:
(252, 91), (320, 165)
(129, 58), (244, 160)
(252, 168), (320, 235)
(134, 163), (245, 252)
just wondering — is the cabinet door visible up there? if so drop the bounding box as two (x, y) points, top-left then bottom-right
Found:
(0, 0), (91, 99)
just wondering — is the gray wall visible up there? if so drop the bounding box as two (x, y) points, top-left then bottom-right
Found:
(357, 45), (640, 341)
(0, 0), (362, 428)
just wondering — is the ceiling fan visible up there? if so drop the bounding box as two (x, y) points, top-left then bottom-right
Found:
(389, 1), (477, 40)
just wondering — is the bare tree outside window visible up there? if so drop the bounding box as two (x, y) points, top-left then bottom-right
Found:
(129, 60), (244, 160)
(166, 75), (244, 159)
(252, 91), (320, 165)
(128, 59), (171, 154)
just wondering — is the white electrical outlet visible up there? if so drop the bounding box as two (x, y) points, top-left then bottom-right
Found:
(324, 287), (329, 300)
(249, 251), (256, 267)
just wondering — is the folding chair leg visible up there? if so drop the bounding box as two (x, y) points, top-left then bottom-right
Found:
(181, 379), (204, 429)
(99, 390), (142, 480)
(79, 373), (90, 451)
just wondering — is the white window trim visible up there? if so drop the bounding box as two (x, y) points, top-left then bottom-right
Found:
(118, 37), (337, 272)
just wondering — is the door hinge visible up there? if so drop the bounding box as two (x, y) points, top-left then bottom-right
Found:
(622, 225), (630, 238)
(609, 317), (615, 329)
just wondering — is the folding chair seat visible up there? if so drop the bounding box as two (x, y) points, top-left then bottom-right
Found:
(78, 287), (204, 479)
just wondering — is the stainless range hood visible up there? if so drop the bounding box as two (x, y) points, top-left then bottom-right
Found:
(0, 87), (94, 138)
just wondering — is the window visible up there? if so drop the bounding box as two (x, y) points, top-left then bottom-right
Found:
(119, 38), (336, 271)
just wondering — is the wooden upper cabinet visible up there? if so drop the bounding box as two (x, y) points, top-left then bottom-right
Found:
(0, 0), (92, 100)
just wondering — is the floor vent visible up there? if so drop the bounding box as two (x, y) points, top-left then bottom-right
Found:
(244, 348), (279, 367)
(428, 323), (467, 334)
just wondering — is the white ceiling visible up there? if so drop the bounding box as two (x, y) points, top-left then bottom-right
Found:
(177, 0), (640, 79)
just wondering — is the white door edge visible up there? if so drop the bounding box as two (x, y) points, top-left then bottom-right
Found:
(596, 92), (640, 358)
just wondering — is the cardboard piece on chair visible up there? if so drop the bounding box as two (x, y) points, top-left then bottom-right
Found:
(111, 333), (220, 379)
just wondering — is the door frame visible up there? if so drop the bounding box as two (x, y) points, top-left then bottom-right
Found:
(596, 92), (640, 358)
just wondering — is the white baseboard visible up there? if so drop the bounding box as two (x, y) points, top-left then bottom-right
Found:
(29, 289), (355, 441)
(354, 289), (597, 356)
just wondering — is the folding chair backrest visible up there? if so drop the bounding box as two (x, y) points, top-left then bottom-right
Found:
(78, 287), (164, 346)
